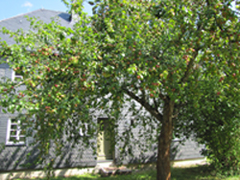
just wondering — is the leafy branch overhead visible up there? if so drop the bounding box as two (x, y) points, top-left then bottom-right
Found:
(0, 0), (240, 180)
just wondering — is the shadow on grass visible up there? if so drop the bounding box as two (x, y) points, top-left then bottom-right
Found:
(22, 165), (240, 180)
(36, 174), (100, 180)
(35, 171), (154, 180)
(171, 165), (218, 180)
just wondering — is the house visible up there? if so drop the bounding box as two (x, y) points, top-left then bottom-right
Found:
(0, 9), (205, 179)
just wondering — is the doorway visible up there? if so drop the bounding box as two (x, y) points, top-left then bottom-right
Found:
(97, 118), (115, 160)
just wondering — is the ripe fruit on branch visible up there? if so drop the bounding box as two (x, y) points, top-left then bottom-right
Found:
(219, 77), (224, 82)
(152, 82), (159, 86)
(231, 63), (236, 67)
(183, 55), (189, 60)
(69, 56), (78, 65)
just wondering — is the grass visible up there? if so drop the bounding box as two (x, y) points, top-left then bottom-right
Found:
(171, 165), (240, 180)
(18, 165), (240, 180)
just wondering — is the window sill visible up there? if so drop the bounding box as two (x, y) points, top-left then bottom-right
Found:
(5, 142), (25, 146)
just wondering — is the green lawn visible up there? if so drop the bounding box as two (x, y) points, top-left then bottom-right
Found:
(19, 165), (240, 180)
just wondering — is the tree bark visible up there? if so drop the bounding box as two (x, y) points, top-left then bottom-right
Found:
(156, 100), (174, 180)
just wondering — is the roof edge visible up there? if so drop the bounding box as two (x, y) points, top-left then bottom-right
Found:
(0, 9), (68, 23)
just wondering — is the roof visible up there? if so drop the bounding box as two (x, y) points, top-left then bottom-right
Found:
(0, 9), (72, 45)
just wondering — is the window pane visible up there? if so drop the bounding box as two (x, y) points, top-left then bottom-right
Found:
(10, 130), (17, 135)
(11, 125), (17, 129)
(10, 137), (17, 141)
(20, 129), (26, 135)
(19, 137), (25, 141)
(14, 76), (23, 81)
(11, 119), (18, 123)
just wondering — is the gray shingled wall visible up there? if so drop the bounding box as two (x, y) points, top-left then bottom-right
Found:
(0, 143), (96, 171)
(0, 63), (96, 171)
(0, 63), (12, 146)
(0, 75), (205, 168)
(113, 103), (204, 165)
(0, 109), (96, 171)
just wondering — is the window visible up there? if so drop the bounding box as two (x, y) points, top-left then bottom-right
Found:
(12, 70), (23, 81)
(6, 118), (25, 145)
(79, 123), (89, 136)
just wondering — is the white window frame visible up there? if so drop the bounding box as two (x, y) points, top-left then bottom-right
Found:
(12, 70), (23, 81)
(6, 118), (25, 145)
(79, 123), (89, 136)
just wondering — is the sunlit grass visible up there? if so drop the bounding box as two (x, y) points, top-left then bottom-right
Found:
(17, 165), (240, 180)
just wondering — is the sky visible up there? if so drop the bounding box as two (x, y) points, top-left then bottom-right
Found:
(0, 0), (93, 21)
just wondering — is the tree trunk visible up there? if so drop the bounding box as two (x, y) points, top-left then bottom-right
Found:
(156, 100), (174, 180)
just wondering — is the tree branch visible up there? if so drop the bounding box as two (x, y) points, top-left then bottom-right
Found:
(180, 48), (200, 84)
(153, 98), (158, 109)
(122, 87), (163, 123)
(159, 92), (167, 102)
(172, 112), (179, 119)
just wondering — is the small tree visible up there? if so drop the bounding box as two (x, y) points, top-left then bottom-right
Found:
(0, 1), (240, 180)
(180, 80), (240, 175)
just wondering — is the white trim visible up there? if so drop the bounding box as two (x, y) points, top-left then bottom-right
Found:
(79, 128), (84, 136)
(6, 118), (25, 145)
(172, 138), (183, 142)
(11, 69), (23, 81)
(79, 123), (89, 136)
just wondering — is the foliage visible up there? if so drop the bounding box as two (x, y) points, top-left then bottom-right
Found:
(179, 82), (240, 175)
(0, 0), (240, 179)
(0, 5), (98, 173)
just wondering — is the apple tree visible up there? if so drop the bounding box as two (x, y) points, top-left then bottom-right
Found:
(0, 0), (240, 180)
(88, 0), (240, 179)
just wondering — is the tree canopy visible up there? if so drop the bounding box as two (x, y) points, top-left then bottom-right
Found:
(0, 0), (240, 180)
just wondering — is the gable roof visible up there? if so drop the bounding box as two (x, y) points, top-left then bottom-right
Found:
(0, 9), (72, 45)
